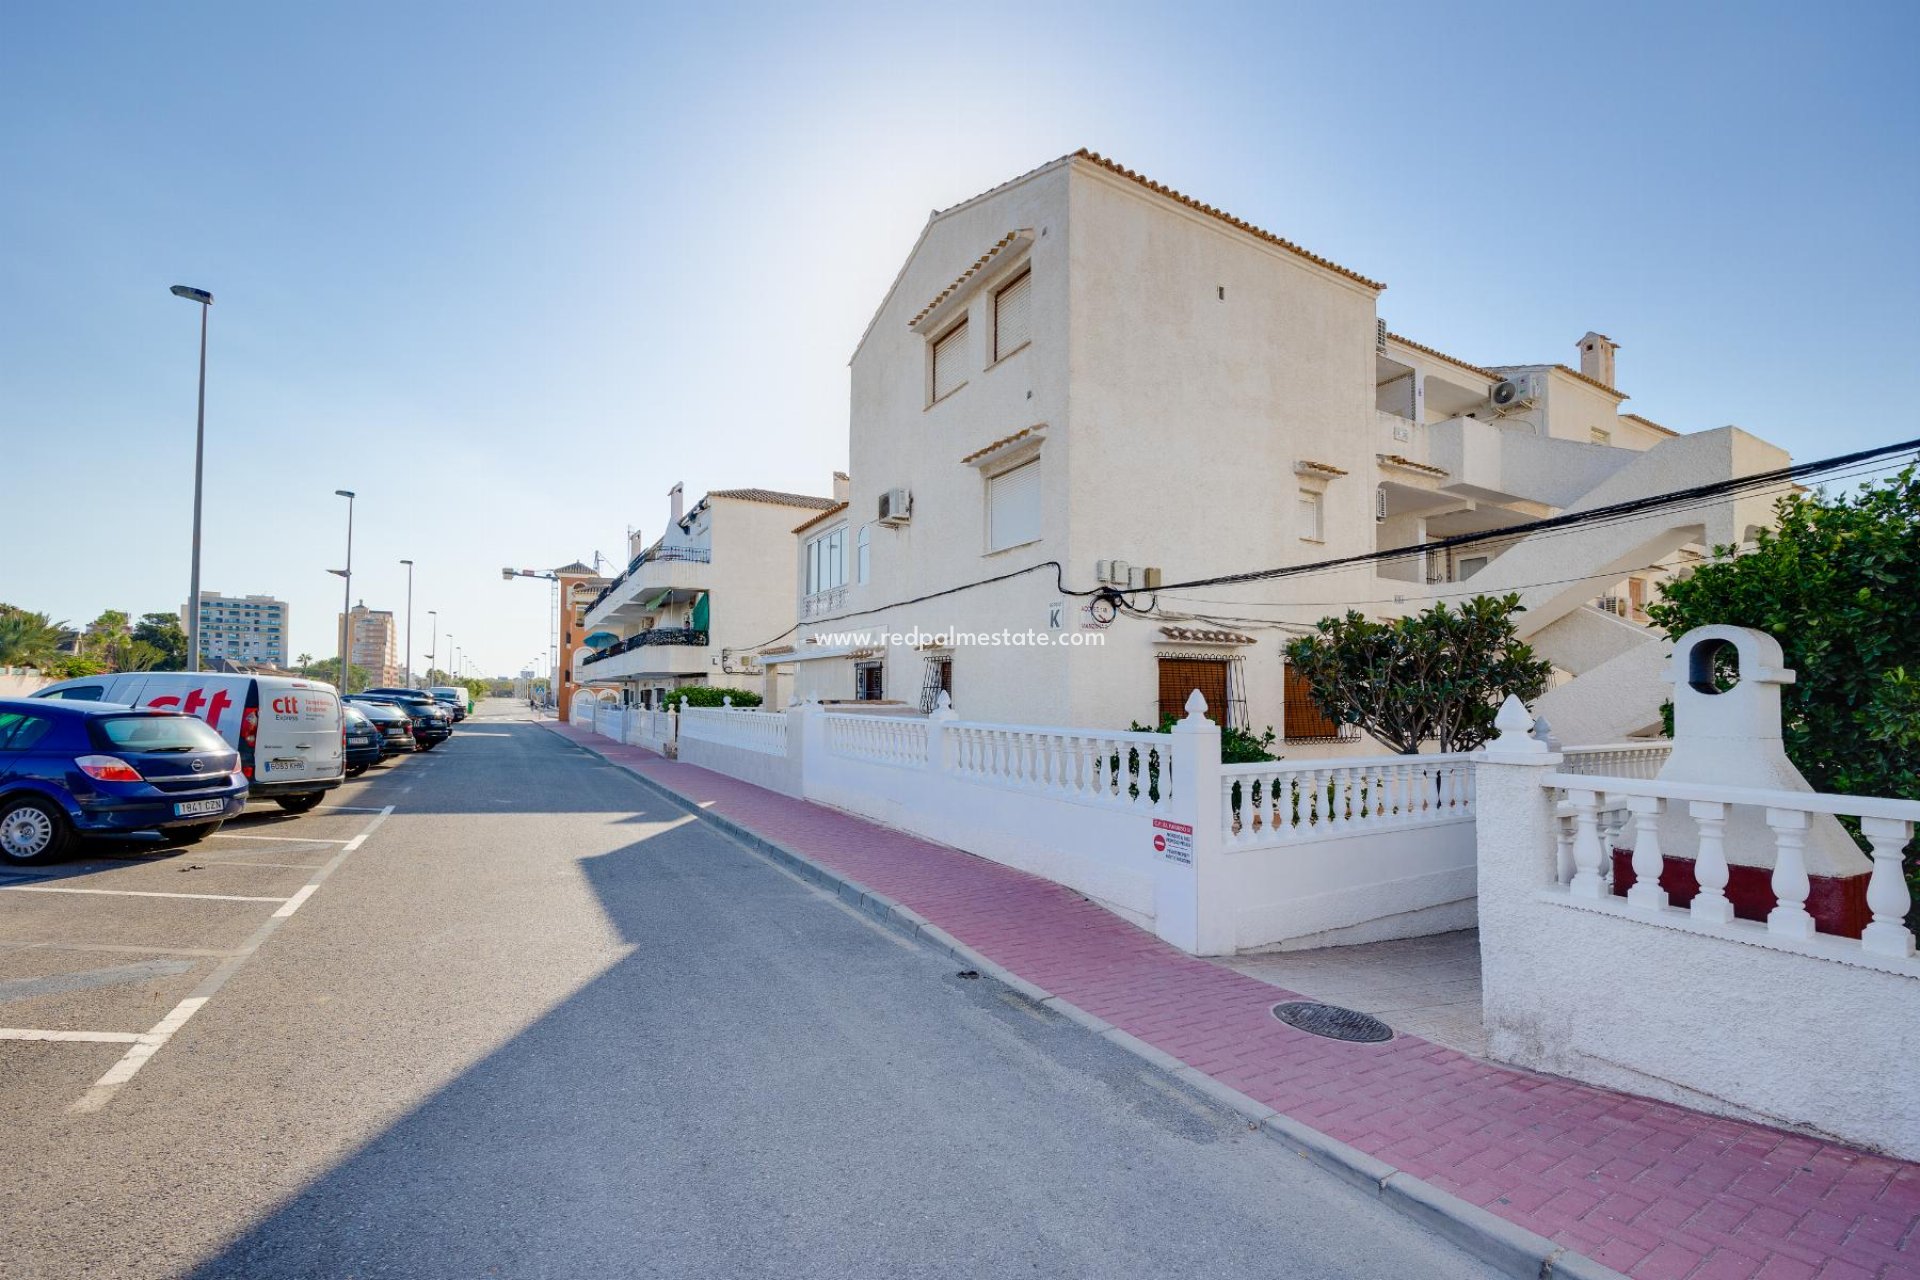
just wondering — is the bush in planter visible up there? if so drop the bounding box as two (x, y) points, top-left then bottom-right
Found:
(665, 686), (763, 709)
(1108, 714), (1280, 805)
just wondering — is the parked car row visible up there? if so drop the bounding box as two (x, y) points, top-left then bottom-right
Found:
(0, 672), (466, 866)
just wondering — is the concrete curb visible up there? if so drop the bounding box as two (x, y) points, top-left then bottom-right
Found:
(543, 722), (1627, 1280)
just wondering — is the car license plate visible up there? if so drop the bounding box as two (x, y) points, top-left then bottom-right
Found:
(174, 798), (225, 817)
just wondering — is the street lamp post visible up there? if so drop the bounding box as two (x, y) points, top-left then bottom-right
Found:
(426, 610), (437, 683)
(333, 491), (355, 693)
(399, 559), (415, 687)
(171, 285), (213, 672)
(446, 636), (455, 684)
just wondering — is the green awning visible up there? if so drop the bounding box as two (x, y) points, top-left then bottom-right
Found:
(690, 592), (710, 631)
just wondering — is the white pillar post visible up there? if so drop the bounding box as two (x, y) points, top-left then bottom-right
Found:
(1164, 690), (1227, 956)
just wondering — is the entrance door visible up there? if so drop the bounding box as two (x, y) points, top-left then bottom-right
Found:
(1157, 658), (1228, 725)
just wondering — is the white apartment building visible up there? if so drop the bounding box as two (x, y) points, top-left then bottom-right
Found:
(341, 602), (399, 688)
(764, 150), (1785, 745)
(576, 482), (841, 708)
(186, 592), (289, 667)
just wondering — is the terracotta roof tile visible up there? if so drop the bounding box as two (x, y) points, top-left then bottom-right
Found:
(960, 425), (1043, 465)
(1158, 626), (1256, 645)
(1377, 453), (1449, 477)
(791, 501), (849, 534)
(1074, 150), (1385, 292)
(1294, 459), (1349, 477)
(908, 231), (1029, 330)
(1383, 332), (1500, 382)
(709, 488), (840, 510)
(1621, 413), (1679, 438)
(1490, 362), (1629, 401)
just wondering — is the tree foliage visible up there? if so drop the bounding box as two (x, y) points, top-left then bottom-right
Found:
(1130, 713), (1279, 763)
(132, 613), (189, 670)
(302, 656), (373, 692)
(0, 605), (69, 671)
(665, 685), (762, 708)
(1646, 467), (1920, 806)
(1283, 594), (1552, 754)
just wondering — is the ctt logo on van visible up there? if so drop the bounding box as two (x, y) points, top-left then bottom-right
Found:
(270, 694), (301, 719)
(146, 687), (233, 730)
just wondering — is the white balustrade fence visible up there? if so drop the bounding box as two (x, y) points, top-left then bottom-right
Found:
(944, 723), (1172, 813)
(1222, 755), (1472, 849)
(681, 706), (788, 757)
(624, 708), (677, 750)
(824, 714), (927, 767)
(1543, 773), (1918, 960)
(1558, 741), (1673, 780)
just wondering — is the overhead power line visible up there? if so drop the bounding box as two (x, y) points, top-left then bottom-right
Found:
(732, 436), (1920, 653)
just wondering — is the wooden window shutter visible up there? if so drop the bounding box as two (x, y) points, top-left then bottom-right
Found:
(1158, 658), (1228, 725)
(1284, 666), (1343, 740)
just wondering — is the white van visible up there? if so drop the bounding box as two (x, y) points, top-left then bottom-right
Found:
(35, 673), (345, 813)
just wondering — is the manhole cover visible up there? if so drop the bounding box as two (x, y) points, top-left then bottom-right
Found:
(1271, 1002), (1392, 1043)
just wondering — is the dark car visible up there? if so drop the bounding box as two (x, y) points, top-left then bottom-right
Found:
(426, 686), (468, 722)
(345, 693), (451, 750)
(351, 700), (416, 758)
(341, 705), (386, 776)
(0, 699), (248, 865)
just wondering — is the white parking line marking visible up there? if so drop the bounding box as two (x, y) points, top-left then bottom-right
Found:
(0, 887), (290, 903)
(196, 860), (326, 870)
(208, 834), (353, 845)
(314, 805), (386, 813)
(69, 805), (395, 1113)
(0, 1028), (143, 1044)
(272, 886), (317, 918)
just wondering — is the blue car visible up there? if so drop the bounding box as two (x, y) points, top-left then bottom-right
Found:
(0, 698), (249, 866)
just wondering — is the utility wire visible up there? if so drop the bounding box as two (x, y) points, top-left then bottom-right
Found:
(732, 437), (1919, 654)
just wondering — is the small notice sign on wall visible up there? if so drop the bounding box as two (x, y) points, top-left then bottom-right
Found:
(1152, 818), (1194, 866)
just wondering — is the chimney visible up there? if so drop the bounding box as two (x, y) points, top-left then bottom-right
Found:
(1577, 332), (1619, 389)
(832, 470), (850, 504)
(668, 481), (684, 524)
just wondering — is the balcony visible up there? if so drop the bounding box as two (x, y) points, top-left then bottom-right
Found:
(577, 627), (712, 682)
(583, 546), (711, 629)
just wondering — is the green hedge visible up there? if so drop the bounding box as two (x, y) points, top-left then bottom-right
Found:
(665, 686), (763, 708)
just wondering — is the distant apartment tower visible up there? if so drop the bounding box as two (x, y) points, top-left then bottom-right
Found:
(186, 592), (289, 667)
(340, 601), (400, 687)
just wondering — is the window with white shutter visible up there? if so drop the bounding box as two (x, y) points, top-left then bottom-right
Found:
(931, 321), (969, 402)
(987, 460), (1042, 552)
(993, 269), (1031, 360)
(1297, 489), (1324, 542)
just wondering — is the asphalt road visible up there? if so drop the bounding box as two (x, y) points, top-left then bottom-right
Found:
(1, 700), (1497, 1279)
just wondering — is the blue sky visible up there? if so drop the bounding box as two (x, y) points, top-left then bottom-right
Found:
(3, 0), (1914, 676)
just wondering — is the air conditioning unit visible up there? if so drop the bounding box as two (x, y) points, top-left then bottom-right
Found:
(877, 487), (912, 525)
(1489, 373), (1541, 412)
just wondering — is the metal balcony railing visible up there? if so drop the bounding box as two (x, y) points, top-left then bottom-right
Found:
(587, 545), (713, 613)
(581, 627), (710, 665)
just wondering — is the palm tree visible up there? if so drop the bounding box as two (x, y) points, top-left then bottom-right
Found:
(0, 606), (70, 671)
(296, 652), (313, 677)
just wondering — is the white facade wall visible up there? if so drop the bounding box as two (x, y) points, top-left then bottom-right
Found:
(785, 152), (1785, 749)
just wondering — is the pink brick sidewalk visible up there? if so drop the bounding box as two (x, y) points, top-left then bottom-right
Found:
(545, 719), (1920, 1279)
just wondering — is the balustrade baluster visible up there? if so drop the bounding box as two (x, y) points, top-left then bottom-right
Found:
(1622, 794), (1667, 910)
(1861, 816), (1917, 958)
(1688, 800), (1735, 924)
(1763, 807), (1814, 939)
(1566, 788), (1607, 899)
